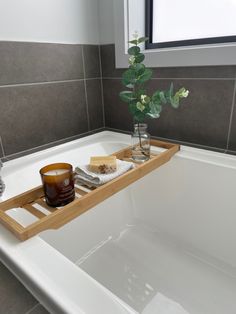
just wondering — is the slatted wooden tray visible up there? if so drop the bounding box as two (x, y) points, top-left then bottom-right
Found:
(0, 140), (179, 241)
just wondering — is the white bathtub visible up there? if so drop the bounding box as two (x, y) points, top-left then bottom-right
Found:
(1, 131), (236, 314)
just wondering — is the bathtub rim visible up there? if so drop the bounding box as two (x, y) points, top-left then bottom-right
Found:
(2, 131), (236, 177)
(0, 225), (137, 314)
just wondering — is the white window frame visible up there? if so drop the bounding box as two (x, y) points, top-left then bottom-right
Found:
(114, 0), (236, 68)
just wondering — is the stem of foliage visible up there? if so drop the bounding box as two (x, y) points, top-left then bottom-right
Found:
(136, 121), (149, 157)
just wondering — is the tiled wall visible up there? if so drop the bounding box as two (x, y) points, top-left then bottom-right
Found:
(101, 44), (236, 154)
(0, 42), (104, 160)
(2, 42), (236, 159)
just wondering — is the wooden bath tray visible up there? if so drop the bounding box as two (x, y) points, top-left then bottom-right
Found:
(0, 140), (179, 241)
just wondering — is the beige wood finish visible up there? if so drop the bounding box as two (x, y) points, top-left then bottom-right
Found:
(0, 140), (179, 241)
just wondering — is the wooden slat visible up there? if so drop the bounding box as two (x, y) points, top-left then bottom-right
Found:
(74, 186), (88, 196)
(35, 198), (58, 213)
(0, 140), (180, 241)
(0, 186), (44, 211)
(23, 204), (46, 219)
(111, 146), (132, 159)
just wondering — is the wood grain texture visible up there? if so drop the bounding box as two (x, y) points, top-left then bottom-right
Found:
(0, 140), (179, 241)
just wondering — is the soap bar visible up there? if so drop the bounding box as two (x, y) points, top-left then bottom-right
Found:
(89, 156), (117, 174)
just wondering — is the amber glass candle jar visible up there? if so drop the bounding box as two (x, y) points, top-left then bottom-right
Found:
(40, 163), (75, 207)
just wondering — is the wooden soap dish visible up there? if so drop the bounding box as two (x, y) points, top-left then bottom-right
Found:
(0, 139), (179, 241)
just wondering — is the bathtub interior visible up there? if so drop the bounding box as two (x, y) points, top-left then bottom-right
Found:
(39, 153), (236, 314)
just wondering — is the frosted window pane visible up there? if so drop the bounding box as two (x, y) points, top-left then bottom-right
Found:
(152, 0), (236, 43)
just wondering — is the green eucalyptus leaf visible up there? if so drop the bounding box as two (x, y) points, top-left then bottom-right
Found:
(136, 101), (145, 112)
(152, 90), (161, 103)
(134, 111), (146, 123)
(136, 89), (146, 98)
(147, 112), (160, 118)
(122, 69), (136, 88)
(165, 83), (174, 103)
(159, 91), (167, 104)
(137, 68), (153, 84)
(148, 101), (162, 118)
(119, 91), (136, 103)
(133, 63), (146, 75)
(135, 53), (145, 63)
(121, 80), (134, 89)
(128, 39), (138, 45)
(128, 46), (140, 56)
(170, 95), (180, 108)
(128, 102), (146, 122)
(138, 37), (149, 43)
(128, 102), (138, 116)
(169, 82), (174, 95)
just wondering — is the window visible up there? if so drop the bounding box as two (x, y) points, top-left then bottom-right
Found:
(114, 0), (236, 68)
(146, 0), (236, 49)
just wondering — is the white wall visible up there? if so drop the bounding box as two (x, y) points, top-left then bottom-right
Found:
(0, 0), (100, 44)
(98, 0), (115, 44)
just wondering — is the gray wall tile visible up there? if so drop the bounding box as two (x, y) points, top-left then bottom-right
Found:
(147, 79), (234, 148)
(86, 79), (104, 130)
(0, 42), (84, 85)
(100, 44), (124, 78)
(152, 65), (236, 79)
(104, 78), (234, 149)
(103, 79), (133, 131)
(0, 81), (88, 155)
(0, 262), (38, 314)
(83, 45), (101, 78)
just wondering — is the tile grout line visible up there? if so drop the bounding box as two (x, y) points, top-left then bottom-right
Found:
(102, 77), (235, 81)
(0, 78), (100, 89)
(0, 135), (6, 158)
(225, 79), (236, 152)
(24, 303), (40, 314)
(3, 127), (105, 161)
(98, 45), (106, 127)
(105, 127), (226, 153)
(81, 46), (91, 131)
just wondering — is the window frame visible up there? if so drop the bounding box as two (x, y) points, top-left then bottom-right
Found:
(114, 0), (236, 68)
(145, 0), (236, 50)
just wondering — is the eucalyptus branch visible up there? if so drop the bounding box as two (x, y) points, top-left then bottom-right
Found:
(119, 33), (189, 123)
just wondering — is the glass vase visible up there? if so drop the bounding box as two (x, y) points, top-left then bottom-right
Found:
(131, 123), (150, 162)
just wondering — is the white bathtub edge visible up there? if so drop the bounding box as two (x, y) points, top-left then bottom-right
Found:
(0, 227), (137, 314)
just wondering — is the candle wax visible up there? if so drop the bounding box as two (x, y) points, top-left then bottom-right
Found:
(44, 169), (69, 176)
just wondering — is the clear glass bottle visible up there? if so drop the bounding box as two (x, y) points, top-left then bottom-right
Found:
(131, 123), (150, 162)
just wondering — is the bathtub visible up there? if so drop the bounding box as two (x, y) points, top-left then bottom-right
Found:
(1, 131), (236, 314)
